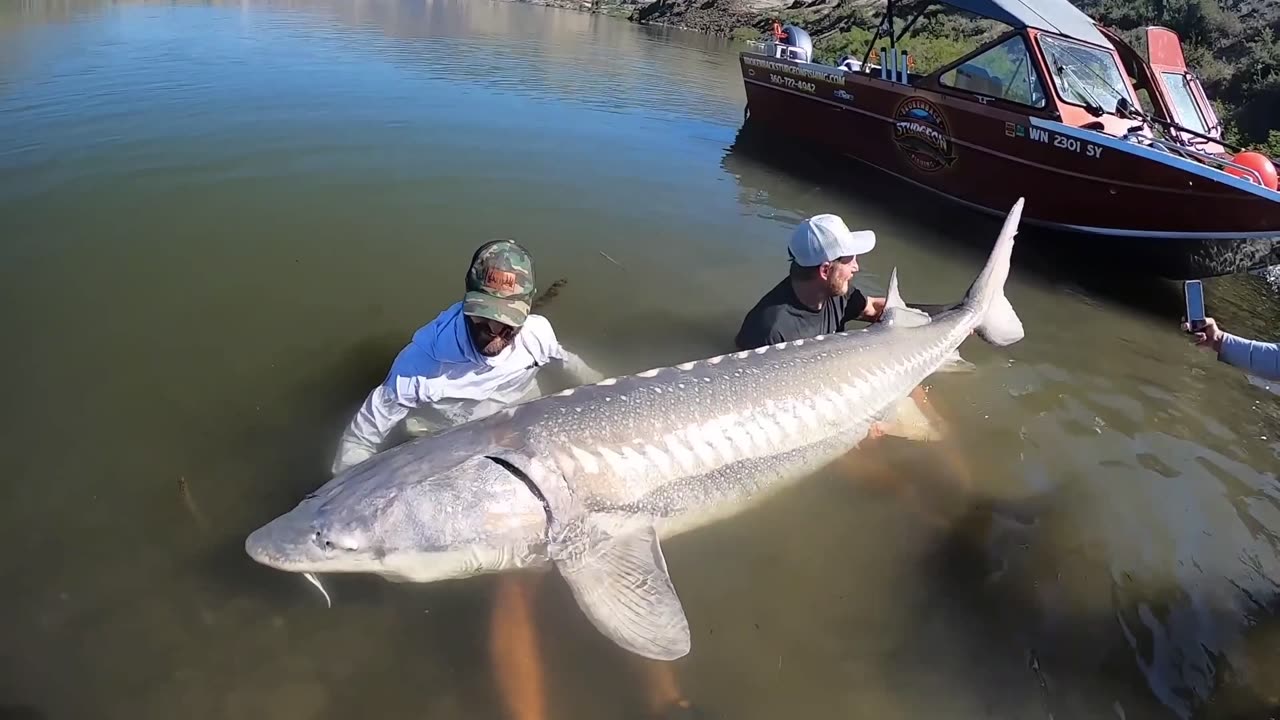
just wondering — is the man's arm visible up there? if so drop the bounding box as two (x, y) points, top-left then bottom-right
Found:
(853, 293), (959, 323)
(906, 301), (962, 316)
(554, 346), (607, 385)
(527, 315), (608, 385)
(1219, 333), (1280, 381)
(331, 377), (436, 475)
(856, 294), (886, 322)
(1184, 317), (1280, 381)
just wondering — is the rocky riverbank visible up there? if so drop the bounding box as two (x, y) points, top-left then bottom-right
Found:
(627, 0), (759, 36)
(628, 0), (869, 38)
(498, 0), (872, 40)
(498, 0), (643, 19)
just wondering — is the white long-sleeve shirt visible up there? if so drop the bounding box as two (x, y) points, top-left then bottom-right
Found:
(332, 302), (603, 474)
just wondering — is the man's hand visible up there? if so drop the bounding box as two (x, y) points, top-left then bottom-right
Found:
(1181, 316), (1225, 352)
(331, 444), (376, 477)
(557, 349), (607, 386)
(860, 295), (886, 322)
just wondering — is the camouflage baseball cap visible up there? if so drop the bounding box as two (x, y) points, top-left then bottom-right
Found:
(462, 239), (536, 327)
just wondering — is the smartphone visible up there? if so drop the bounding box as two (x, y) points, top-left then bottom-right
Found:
(1184, 280), (1206, 330)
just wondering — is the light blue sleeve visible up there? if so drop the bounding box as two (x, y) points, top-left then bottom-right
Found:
(1218, 333), (1280, 381)
(525, 314), (606, 384)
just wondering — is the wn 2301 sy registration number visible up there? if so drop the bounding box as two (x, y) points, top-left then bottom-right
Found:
(1027, 125), (1105, 158)
(769, 73), (816, 94)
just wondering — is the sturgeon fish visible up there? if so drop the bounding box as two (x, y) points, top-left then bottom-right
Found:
(245, 198), (1027, 661)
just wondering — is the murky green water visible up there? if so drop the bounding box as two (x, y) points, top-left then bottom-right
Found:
(2, 2), (1278, 719)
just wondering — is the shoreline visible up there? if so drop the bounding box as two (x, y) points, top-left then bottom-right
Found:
(493, 0), (789, 38)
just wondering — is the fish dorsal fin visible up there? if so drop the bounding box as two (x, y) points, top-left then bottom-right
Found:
(885, 267), (906, 311)
(879, 267), (931, 328)
(551, 515), (691, 661)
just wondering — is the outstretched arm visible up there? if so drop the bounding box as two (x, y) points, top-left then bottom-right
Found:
(1184, 317), (1280, 381)
(1219, 333), (1280, 381)
(529, 316), (607, 385)
(331, 378), (436, 475)
(555, 346), (607, 385)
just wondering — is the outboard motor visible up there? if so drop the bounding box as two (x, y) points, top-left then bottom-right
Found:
(769, 24), (813, 63)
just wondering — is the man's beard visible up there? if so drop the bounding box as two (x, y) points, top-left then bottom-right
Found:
(478, 336), (508, 356)
(468, 320), (510, 357)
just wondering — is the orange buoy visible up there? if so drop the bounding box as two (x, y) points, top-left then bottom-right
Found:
(1224, 151), (1278, 190)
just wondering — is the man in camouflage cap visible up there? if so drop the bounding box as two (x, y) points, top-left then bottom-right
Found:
(331, 238), (604, 475)
(462, 239), (538, 357)
(465, 241), (534, 322)
(335, 241), (708, 720)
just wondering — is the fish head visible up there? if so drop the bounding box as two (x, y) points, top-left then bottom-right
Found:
(245, 436), (553, 583)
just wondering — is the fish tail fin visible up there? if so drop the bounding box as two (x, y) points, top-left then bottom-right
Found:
(964, 197), (1025, 347)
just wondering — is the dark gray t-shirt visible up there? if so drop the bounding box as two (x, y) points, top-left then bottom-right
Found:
(735, 278), (869, 350)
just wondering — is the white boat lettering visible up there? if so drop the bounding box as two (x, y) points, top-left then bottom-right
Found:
(1027, 126), (1103, 158)
(769, 73), (816, 94)
(743, 56), (846, 85)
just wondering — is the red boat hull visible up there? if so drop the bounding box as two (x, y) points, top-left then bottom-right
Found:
(739, 54), (1280, 278)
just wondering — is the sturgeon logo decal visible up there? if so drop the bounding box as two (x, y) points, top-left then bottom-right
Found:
(892, 98), (956, 172)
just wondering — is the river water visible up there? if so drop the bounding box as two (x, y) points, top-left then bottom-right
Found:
(2, 1), (1278, 719)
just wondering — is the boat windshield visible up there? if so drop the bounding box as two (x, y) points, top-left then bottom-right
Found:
(1160, 71), (1209, 134)
(1037, 34), (1136, 114)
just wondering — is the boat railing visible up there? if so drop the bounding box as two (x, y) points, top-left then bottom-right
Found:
(1123, 133), (1266, 186)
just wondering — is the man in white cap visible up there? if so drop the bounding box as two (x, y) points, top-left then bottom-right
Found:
(735, 213), (970, 511)
(735, 213), (886, 350)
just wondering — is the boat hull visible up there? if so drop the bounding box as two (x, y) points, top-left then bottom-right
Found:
(738, 54), (1280, 279)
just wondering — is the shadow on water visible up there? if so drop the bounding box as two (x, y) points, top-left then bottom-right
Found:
(906, 475), (1280, 720)
(718, 125), (1280, 328)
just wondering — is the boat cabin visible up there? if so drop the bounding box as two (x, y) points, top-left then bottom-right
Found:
(793, 0), (1153, 137)
(1101, 25), (1224, 151)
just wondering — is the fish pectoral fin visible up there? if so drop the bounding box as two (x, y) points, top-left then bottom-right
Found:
(552, 518), (691, 661)
(936, 350), (977, 373)
(877, 395), (943, 442)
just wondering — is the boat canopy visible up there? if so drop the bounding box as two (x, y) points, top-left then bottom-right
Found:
(933, 0), (1110, 49)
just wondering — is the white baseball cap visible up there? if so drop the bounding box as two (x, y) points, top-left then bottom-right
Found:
(787, 213), (876, 266)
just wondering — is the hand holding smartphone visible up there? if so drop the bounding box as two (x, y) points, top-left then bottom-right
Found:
(1184, 280), (1206, 331)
